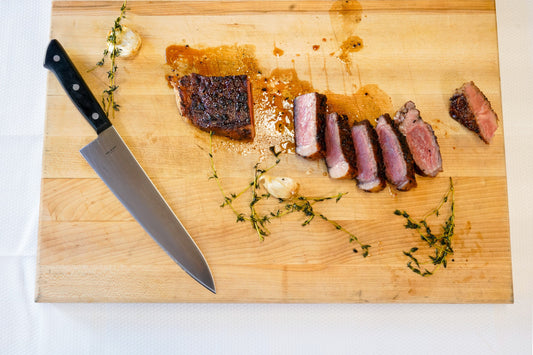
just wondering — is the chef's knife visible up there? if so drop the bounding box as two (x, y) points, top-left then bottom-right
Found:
(43, 39), (215, 294)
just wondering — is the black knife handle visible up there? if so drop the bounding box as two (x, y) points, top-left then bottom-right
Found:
(44, 39), (111, 134)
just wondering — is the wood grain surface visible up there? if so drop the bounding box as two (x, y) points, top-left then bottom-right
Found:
(36, 0), (512, 303)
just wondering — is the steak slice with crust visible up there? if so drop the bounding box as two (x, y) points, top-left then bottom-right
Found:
(324, 112), (357, 179)
(293, 92), (327, 160)
(449, 81), (498, 144)
(394, 101), (443, 177)
(375, 114), (417, 191)
(173, 73), (254, 140)
(351, 120), (386, 192)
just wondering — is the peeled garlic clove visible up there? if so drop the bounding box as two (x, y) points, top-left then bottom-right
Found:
(107, 25), (142, 58)
(259, 175), (299, 199)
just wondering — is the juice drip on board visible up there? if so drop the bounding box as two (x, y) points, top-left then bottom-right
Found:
(165, 2), (390, 157)
(328, 0), (364, 72)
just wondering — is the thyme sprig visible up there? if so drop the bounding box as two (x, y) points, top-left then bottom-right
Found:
(248, 147), (282, 238)
(89, 1), (128, 119)
(207, 133), (370, 256)
(394, 177), (455, 276)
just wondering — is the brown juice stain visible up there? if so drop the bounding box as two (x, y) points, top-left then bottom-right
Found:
(329, 0), (364, 73)
(337, 35), (364, 65)
(273, 46), (285, 57)
(352, 85), (393, 124)
(166, 44), (259, 77)
(329, 0), (363, 35)
(465, 220), (472, 236)
(326, 84), (393, 125)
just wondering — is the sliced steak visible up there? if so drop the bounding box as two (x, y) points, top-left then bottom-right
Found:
(449, 81), (498, 144)
(174, 73), (254, 140)
(293, 92), (327, 159)
(375, 114), (417, 191)
(393, 101), (443, 177)
(324, 112), (357, 179)
(351, 120), (386, 192)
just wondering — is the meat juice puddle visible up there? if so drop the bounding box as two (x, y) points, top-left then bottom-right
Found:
(165, 0), (387, 157)
(325, 85), (393, 126)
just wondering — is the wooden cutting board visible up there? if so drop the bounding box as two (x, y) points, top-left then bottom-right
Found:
(36, 0), (513, 303)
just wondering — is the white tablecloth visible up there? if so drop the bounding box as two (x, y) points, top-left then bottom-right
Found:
(1, 1), (531, 354)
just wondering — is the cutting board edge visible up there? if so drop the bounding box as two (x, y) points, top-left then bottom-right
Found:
(37, 0), (513, 304)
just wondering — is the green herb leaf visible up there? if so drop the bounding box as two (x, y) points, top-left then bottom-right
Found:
(395, 177), (455, 277)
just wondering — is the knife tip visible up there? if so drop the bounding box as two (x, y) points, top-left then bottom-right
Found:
(196, 274), (216, 294)
(203, 278), (216, 294)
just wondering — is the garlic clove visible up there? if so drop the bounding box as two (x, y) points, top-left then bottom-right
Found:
(107, 25), (142, 59)
(259, 175), (299, 199)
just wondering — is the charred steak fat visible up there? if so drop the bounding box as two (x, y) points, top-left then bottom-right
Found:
(174, 73), (254, 140)
(449, 81), (498, 144)
(375, 114), (417, 191)
(393, 101), (443, 177)
(293, 93), (327, 159)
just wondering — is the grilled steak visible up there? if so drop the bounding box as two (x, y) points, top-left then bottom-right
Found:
(375, 114), (417, 191)
(293, 92), (327, 159)
(174, 73), (254, 140)
(324, 112), (357, 179)
(449, 81), (498, 144)
(393, 101), (443, 177)
(351, 120), (386, 192)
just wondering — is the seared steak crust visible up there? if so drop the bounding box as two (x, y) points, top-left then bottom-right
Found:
(449, 81), (498, 144)
(449, 92), (478, 132)
(176, 73), (254, 140)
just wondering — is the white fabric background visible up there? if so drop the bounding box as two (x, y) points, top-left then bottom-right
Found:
(1, 1), (531, 354)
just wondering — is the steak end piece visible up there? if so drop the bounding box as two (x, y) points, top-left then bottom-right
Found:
(174, 73), (255, 141)
(375, 114), (417, 191)
(325, 113), (357, 179)
(449, 81), (498, 144)
(351, 120), (386, 192)
(394, 101), (443, 177)
(293, 92), (327, 160)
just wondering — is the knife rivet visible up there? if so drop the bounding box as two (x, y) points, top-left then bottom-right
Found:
(91, 113), (99, 120)
(72, 84), (80, 91)
(53, 55), (60, 62)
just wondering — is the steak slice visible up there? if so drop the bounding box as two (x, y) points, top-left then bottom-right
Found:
(324, 112), (357, 179)
(375, 114), (417, 191)
(393, 101), (443, 177)
(174, 73), (254, 140)
(351, 120), (386, 192)
(293, 92), (327, 160)
(449, 81), (498, 144)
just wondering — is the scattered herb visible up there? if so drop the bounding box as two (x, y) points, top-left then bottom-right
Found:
(89, 1), (128, 119)
(208, 132), (370, 256)
(394, 177), (455, 276)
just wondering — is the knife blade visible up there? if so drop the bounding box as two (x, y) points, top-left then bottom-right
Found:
(43, 39), (215, 294)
